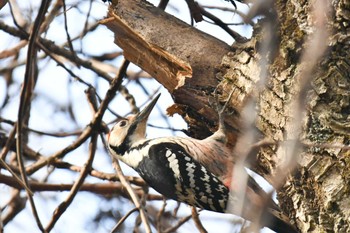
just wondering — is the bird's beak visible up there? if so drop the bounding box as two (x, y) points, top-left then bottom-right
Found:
(134, 93), (161, 124)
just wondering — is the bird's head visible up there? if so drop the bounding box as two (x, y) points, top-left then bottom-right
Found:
(107, 94), (160, 156)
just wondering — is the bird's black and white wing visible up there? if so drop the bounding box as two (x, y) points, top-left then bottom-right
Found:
(135, 142), (229, 212)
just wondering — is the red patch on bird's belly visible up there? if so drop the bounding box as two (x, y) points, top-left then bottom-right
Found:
(224, 177), (232, 189)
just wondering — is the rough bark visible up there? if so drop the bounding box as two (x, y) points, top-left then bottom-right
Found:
(270, 1), (350, 232)
(102, 0), (350, 232)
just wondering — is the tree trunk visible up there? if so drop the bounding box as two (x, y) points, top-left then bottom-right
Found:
(270, 1), (350, 232)
(103, 0), (350, 232)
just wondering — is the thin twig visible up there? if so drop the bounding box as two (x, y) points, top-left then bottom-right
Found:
(45, 81), (101, 231)
(0, 21), (115, 83)
(198, 5), (247, 43)
(1, 190), (27, 226)
(52, 161), (146, 185)
(156, 198), (167, 232)
(163, 214), (192, 233)
(0, 117), (82, 137)
(111, 159), (152, 233)
(99, 59), (152, 232)
(16, 0), (51, 231)
(25, 60), (129, 175)
(0, 173), (163, 200)
(25, 124), (92, 175)
(45, 132), (98, 231)
(157, 0), (169, 10)
(0, 159), (33, 195)
(191, 207), (207, 233)
(110, 207), (139, 233)
(62, 0), (77, 65)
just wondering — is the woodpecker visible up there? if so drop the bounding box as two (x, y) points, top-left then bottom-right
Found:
(107, 93), (298, 233)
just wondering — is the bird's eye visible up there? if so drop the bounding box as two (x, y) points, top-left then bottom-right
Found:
(119, 120), (127, 127)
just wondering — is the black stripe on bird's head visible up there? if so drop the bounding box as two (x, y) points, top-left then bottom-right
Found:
(107, 94), (161, 155)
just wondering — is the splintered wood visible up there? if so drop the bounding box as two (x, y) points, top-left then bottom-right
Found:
(101, 6), (192, 91)
(100, 0), (231, 93)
